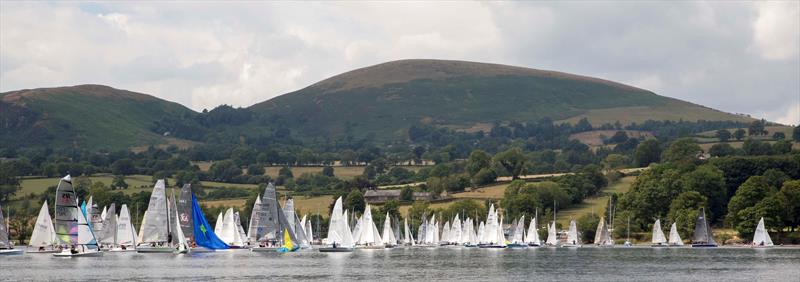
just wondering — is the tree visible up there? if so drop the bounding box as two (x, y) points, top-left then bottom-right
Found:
(708, 143), (737, 157)
(111, 159), (136, 175)
(112, 175), (128, 189)
(742, 139), (773, 155)
(617, 165), (685, 231)
(733, 128), (746, 141)
(681, 164), (726, 221)
(668, 191), (708, 239)
(322, 166), (335, 177)
(772, 132), (785, 140)
(634, 139), (661, 167)
(208, 160), (242, 182)
(715, 129), (732, 142)
(609, 131), (629, 144)
(734, 194), (785, 239)
(278, 166), (293, 179)
(661, 138), (701, 165)
(603, 154), (627, 170)
(379, 200), (402, 225)
(466, 150), (492, 176)
(471, 168), (497, 187)
(772, 140), (792, 155)
(726, 176), (774, 230)
(344, 189), (365, 213)
(748, 119), (767, 136)
(0, 164), (21, 202)
(779, 180), (800, 231)
(400, 186), (414, 202)
(492, 148), (527, 180)
(793, 125), (800, 142)
(577, 213), (600, 243)
(247, 165), (265, 176)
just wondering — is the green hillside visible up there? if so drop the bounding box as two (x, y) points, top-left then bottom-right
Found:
(0, 84), (196, 150)
(250, 59), (751, 140)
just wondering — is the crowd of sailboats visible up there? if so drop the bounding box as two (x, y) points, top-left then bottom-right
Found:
(1, 177), (781, 256)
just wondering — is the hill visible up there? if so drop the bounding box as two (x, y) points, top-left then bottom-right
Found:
(0, 85), (197, 150)
(250, 59), (751, 140)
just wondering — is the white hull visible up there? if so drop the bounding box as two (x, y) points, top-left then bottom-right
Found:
(109, 247), (137, 252)
(1, 249), (24, 255)
(136, 246), (176, 253)
(251, 247), (280, 252)
(52, 250), (103, 257)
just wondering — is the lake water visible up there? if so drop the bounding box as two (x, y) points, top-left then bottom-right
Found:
(2, 247), (799, 281)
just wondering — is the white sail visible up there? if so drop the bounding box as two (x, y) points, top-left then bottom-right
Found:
(220, 208), (239, 246)
(100, 203), (117, 246)
(752, 217), (774, 247)
(214, 212), (223, 237)
(76, 197), (99, 249)
(452, 215), (462, 244)
(117, 204), (137, 247)
(29, 200), (57, 248)
(512, 216), (525, 244)
(246, 195), (262, 243)
(234, 211), (246, 247)
(403, 217), (415, 245)
(668, 222), (683, 246)
(566, 220), (580, 246)
(305, 217), (314, 243)
(139, 180), (169, 244)
(356, 204), (383, 246)
(325, 197), (354, 248)
(381, 213), (397, 245)
(652, 219), (667, 245)
(101, 206), (108, 224)
(174, 204), (188, 252)
(477, 221), (485, 243)
(441, 221), (451, 244)
(136, 211), (147, 244)
(482, 204), (496, 244)
(594, 217), (613, 246)
(546, 221), (557, 245)
(525, 216), (541, 245)
(496, 214), (506, 246)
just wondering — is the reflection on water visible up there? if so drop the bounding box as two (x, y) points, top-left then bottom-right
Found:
(2, 247), (799, 281)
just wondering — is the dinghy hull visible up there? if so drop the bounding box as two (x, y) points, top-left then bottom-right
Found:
(507, 243), (528, 248)
(318, 247), (354, 252)
(52, 251), (103, 257)
(691, 244), (718, 248)
(251, 247), (280, 252)
(0, 249), (24, 255)
(478, 244), (507, 249)
(136, 246), (176, 253)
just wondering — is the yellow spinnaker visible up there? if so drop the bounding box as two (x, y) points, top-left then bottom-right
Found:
(282, 228), (294, 250)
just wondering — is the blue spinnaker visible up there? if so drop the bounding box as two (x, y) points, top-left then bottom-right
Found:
(191, 193), (229, 249)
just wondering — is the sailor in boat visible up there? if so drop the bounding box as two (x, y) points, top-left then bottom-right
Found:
(332, 242), (338, 249)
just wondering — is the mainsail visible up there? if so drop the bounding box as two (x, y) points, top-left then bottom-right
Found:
(752, 217), (773, 247)
(325, 196), (354, 248)
(525, 215), (541, 245)
(283, 199), (309, 247)
(381, 213), (397, 245)
(99, 203), (117, 246)
(116, 204), (138, 247)
(691, 208), (717, 246)
(29, 200), (57, 248)
(54, 175), (79, 245)
(651, 219), (667, 245)
(177, 184), (194, 244)
(247, 194), (262, 244)
(511, 216), (525, 244)
(566, 220), (580, 246)
(139, 180), (169, 244)
(355, 204), (383, 246)
(668, 222), (683, 246)
(594, 217), (613, 246)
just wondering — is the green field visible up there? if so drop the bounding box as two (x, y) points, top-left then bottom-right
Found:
(555, 176), (635, 226)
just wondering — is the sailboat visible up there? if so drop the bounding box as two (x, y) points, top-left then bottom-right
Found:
(1, 203), (23, 255)
(508, 215), (527, 248)
(562, 219), (581, 247)
(137, 180), (176, 253)
(98, 203), (117, 250)
(463, 217), (479, 247)
(53, 175), (103, 257)
(478, 204), (506, 248)
(525, 212), (541, 247)
(354, 204), (384, 249)
(188, 192), (228, 251)
(651, 219), (667, 247)
(545, 201), (559, 247)
(251, 183), (300, 252)
(176, 184), (195, 249)
(283, 199), (310, 249)
(402, 217), (415, 246)
(319, 196), (354, 252)
(691, 208), (717, 248)
(594, 217), (614, 247)
(112, 204), (138, 251)
(668, 222), (683, 246)
(27, 200), (58, 253)
(381, 213), (397, 248)
(751, 217), (774, 248)
(218, 208), (245, 248)
(172, 198), (189, 254)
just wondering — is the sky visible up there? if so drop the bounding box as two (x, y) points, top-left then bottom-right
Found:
(1, 1), (798, 125)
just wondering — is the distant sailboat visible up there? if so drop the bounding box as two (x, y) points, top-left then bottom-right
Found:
(594, 217), (614, 247)
(177, 184), (195, 248)
(319, 196), (354, 252)
(751, 217), (773, 248)
(1, 203), (23, 255)
(173, 199), (189, 254)
(28, 200), (58, 253)
(381, 213), (397, 248)
(98, 203), (117, 250)
(354, 204), (383, 249)
(668, 222), (683, 246)
(251, 183), (299, 252)
(508, 215), (527, 248)
(53, 175), (103, 257)
(651, 219), (667, 247)
(137, 180), (176, 253)
(525, 212), (541, 247)
(562, 219), (581, 247)
(113, 204), (138, 251)
(403, 217), (415, 246)
(189, 193), (228, 250)
(691, 208), (717, 248)
(283, 199), (310, 248)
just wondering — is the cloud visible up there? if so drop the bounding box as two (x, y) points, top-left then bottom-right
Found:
(1, 1), (798, 122)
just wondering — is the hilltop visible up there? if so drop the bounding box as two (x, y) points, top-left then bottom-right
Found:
(250, 59), (751, 139)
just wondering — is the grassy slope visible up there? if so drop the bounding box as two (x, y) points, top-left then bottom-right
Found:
(556, 176), (635, 227)
(1, 85), (197, 150)
(251, 59), (749, 140)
